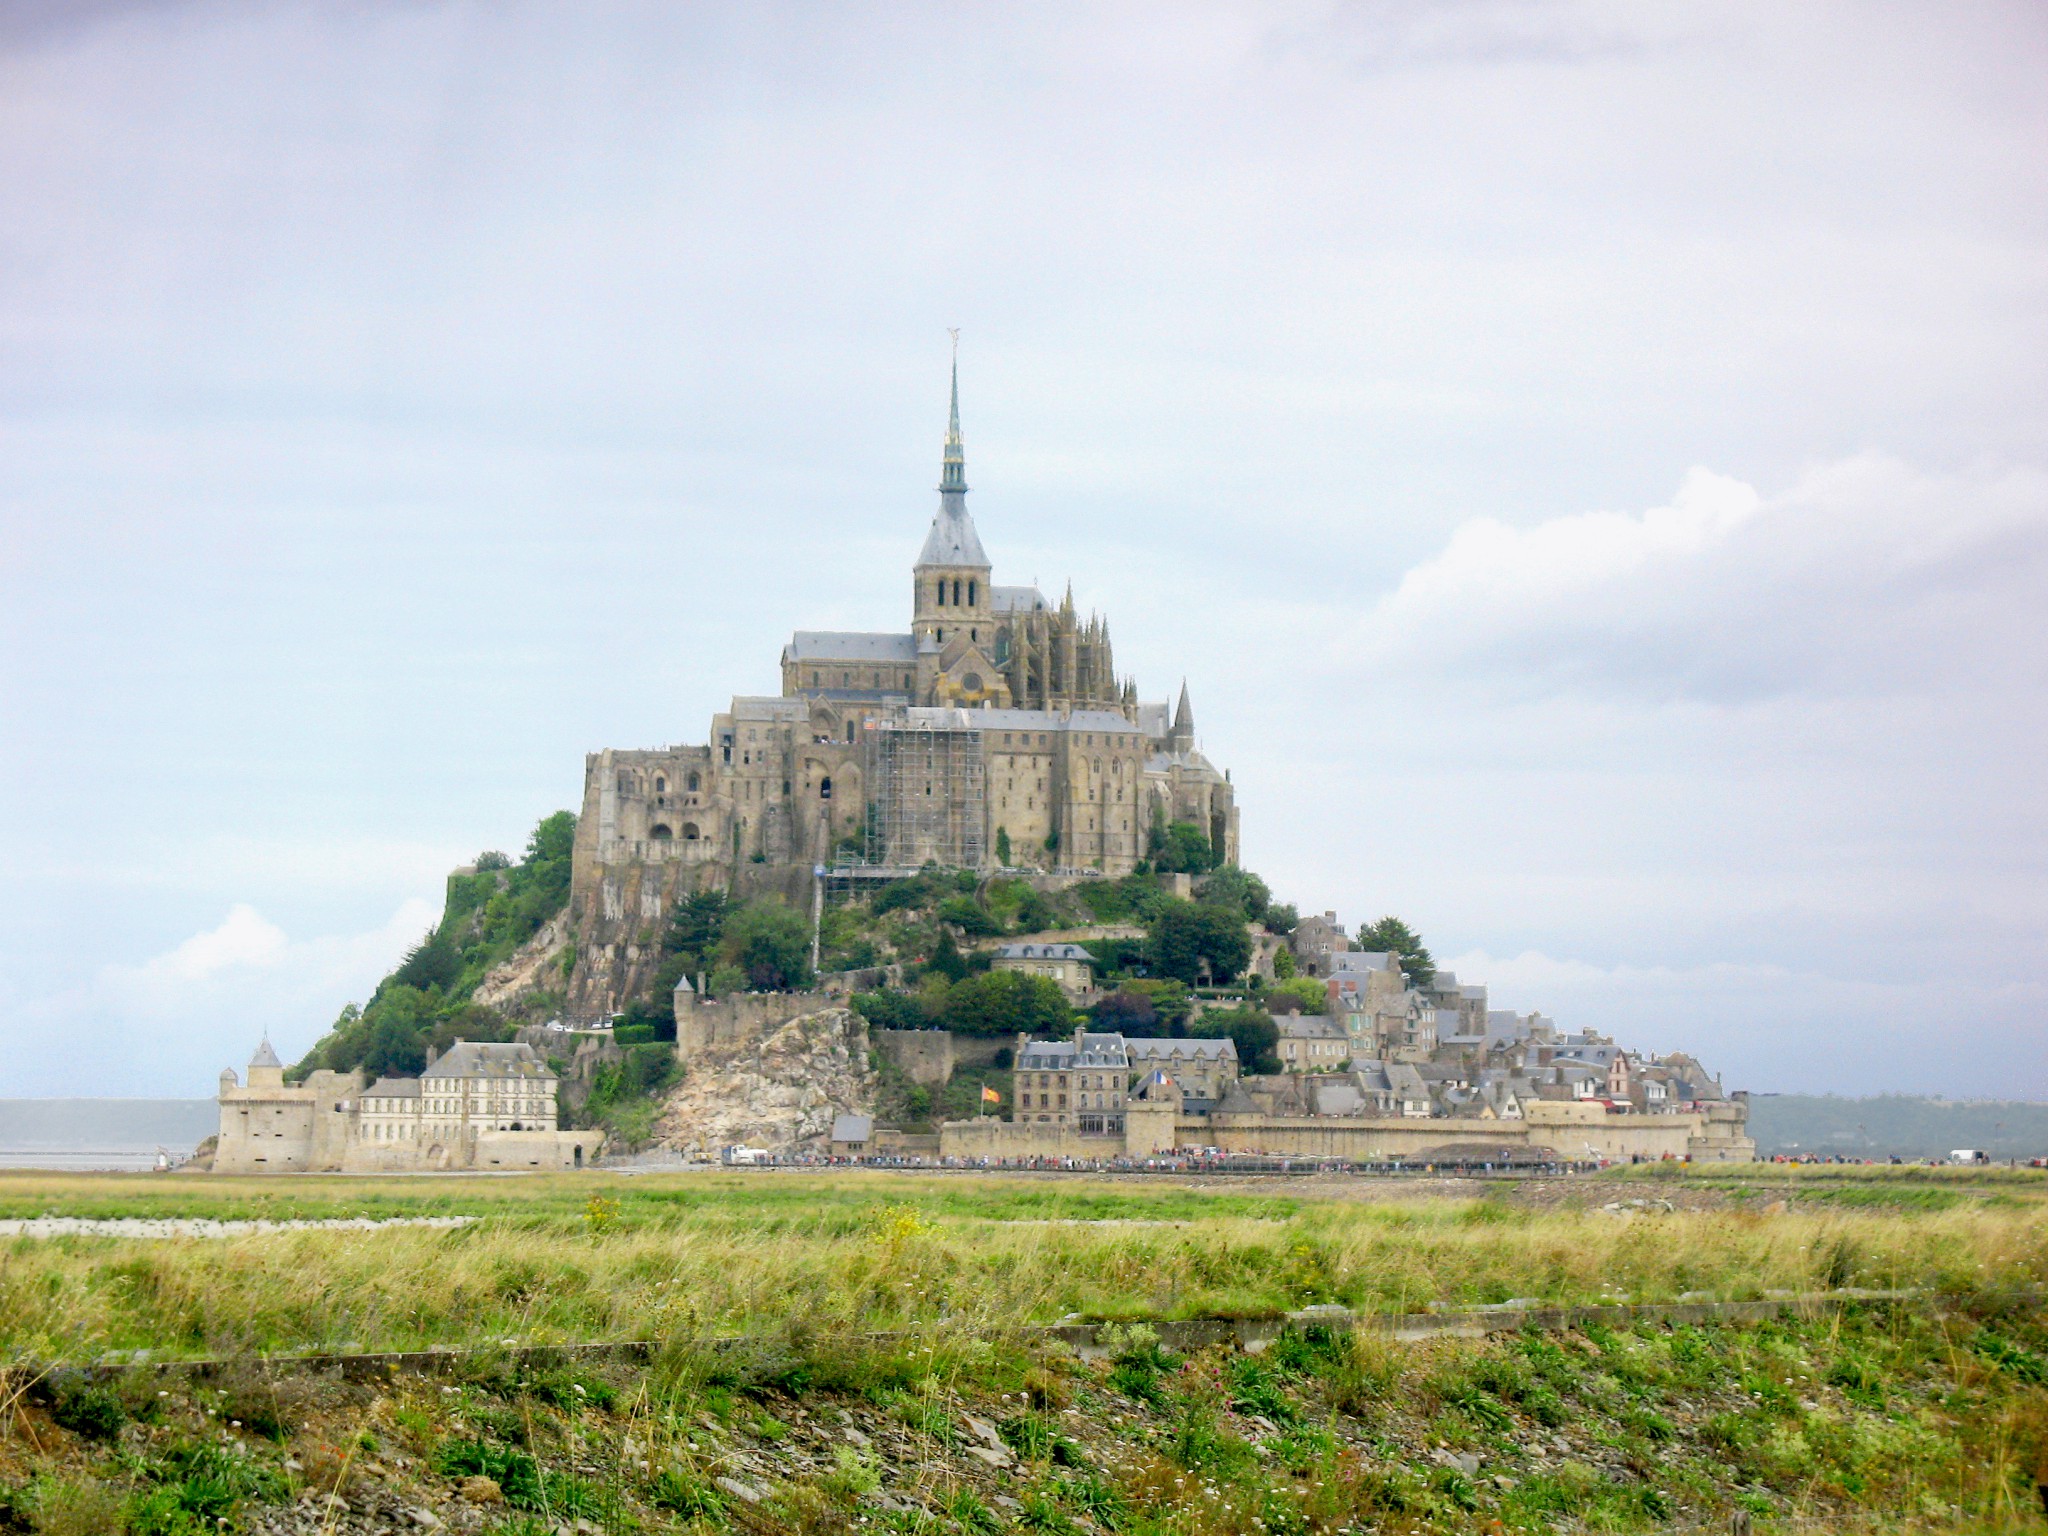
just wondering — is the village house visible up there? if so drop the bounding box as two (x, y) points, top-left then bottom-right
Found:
(991, 941), (1096, 1000)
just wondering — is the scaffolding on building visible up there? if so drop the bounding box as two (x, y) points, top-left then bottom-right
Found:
(861, 715), (987, 870)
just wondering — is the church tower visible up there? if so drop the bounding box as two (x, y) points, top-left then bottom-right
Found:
(912, 342), (1005, 706)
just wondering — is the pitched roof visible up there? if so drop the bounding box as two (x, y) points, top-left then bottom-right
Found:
(916, 499), (989, 568)
(1125, 1037), (1238, 1063)
(249, 1038), (282, 1069)
(832, 1114), (874, 1143)
(363, 1077), (422, 1098)
(990, 585), (1046, 614)
(784, 631), (918, 662)
(1277, 1014), (1347, 1041)
(423, 1041), (553, 1081)
(994, 943), (1094, 961)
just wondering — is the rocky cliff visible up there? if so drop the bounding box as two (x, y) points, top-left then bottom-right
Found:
(654, 1005), (875, 1156)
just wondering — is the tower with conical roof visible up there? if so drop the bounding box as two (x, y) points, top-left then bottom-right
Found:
(912, 335), (992, 655)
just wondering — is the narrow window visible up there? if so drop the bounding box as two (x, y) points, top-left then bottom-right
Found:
(952, 578), (961, 605)
(968, 579), (977, 605)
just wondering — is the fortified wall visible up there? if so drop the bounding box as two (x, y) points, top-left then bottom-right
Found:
(940, 1098), (1755, 1164)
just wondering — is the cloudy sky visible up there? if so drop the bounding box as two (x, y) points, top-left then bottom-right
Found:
(2, 1), (2043, 1100)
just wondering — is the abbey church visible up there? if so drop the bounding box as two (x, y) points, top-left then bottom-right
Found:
(565, 360), (1237, 1014)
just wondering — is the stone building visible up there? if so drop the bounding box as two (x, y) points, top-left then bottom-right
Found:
(212, 1039), (600, 1174)
(991, 941), (1096, 1000)
(565, 357), (1239, 1016)
(1013, 1030), (1132, 1135)
(1123, 1037), (1239, 1110)
(1276, 1014), (1350, 1072)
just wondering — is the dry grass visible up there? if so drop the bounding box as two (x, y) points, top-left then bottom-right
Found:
(0, 1170), (2042, 1364)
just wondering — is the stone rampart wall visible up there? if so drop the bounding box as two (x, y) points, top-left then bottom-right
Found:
(939, 1105), (1753, 1163)
(676, 992), (827, 1064)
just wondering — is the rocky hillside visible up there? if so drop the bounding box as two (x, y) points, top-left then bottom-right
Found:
(654, 1006), (876, 1157)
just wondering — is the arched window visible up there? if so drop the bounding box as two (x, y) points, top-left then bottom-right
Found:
(935, 580), (945, 607)
(820, 777), (833, 800)
(952, 578), (961, 605)
(968, 579), (977, 605)
(650, 824), (673, 841)
(681, 823), (700, 840)
(654, 775), (666, 794)
(686, 771), (700, 792)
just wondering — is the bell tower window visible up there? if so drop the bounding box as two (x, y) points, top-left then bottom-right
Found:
(952, 579), (961, 605)
(968, 579), (976, 606)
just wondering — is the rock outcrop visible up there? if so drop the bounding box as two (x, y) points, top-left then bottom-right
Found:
(471, 910), (573, 1013)
(655, 1006), (875, 1156)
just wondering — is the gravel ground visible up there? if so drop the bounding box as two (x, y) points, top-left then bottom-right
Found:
(0, 1216), (476, 1239)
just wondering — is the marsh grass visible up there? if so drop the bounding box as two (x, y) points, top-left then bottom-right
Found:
(2, 1172), (2046, 1364)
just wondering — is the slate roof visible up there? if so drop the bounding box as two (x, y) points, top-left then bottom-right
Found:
(249, 1038), (282, 1069)
(1277, 1014), (1348, 1042)
(1016, 1034), (1131, 1071)
(832, 1114), (874, 1143)
(994, 943), (1094, 962)
(916, 500), (989, 568)
(784, 631), (918, 662)
(363, 1077), (422, 1099)
(1125, 1037), (1238, 1064)
(1329, 951), (1400, 976)
(989, 585), (1047, 614)
(423, 1041), (554, 1082)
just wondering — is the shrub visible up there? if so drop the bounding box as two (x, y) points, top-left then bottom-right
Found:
(436, 1438), (544, 1507)
(47, 1376), (126, 1442)
(936, 895), (1001, 936)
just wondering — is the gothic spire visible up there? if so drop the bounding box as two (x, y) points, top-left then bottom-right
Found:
(1174, 679), (1194, 734)
(916, 331), (988, 570)
(939, 329), (967, 494)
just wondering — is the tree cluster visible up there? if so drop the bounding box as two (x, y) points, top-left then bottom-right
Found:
(293, 811), (577, 1080)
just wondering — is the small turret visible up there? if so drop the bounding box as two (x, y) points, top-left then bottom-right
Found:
(247, 1036), (285, 1090)
(1171, 680), (1195, 747)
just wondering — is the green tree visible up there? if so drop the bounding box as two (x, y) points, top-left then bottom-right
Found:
(1121, 977), (1193, 1032)
(851, 990), (939, 1031)
(392, 929), (461, 993)
(1014, 887), (1055, 933)
(1196, 866), (1270, 923)
(941, 970), (1072, 1037)
(1272, 945), (1297, 980)
(1090, 988), (1161, 1036)
(1269, 976), (1329, 1015)
(925, 928), (970, 983)
(996, 827), (1012, 866)
(1145, 900), (1253, 985)
(936, 894), (1001, 937)
(1201, 1005), (1280, 1074)
(1154, 821), (1216, 875)
(718, 898), (813, 992)
(1354, 916), (1435, 990)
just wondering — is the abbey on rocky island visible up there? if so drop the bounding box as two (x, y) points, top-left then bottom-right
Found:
(565, 358), (1237, 1015)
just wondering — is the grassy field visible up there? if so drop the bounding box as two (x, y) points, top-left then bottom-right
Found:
(2, 1167), (2046, 1533)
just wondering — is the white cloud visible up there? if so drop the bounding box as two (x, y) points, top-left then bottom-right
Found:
(1351, 455), (2048, 704)
(134, 904), (287, 985)
(3, 899), (438, 1097)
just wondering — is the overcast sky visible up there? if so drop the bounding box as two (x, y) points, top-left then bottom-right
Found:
(2, 1), (2044, 1100)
